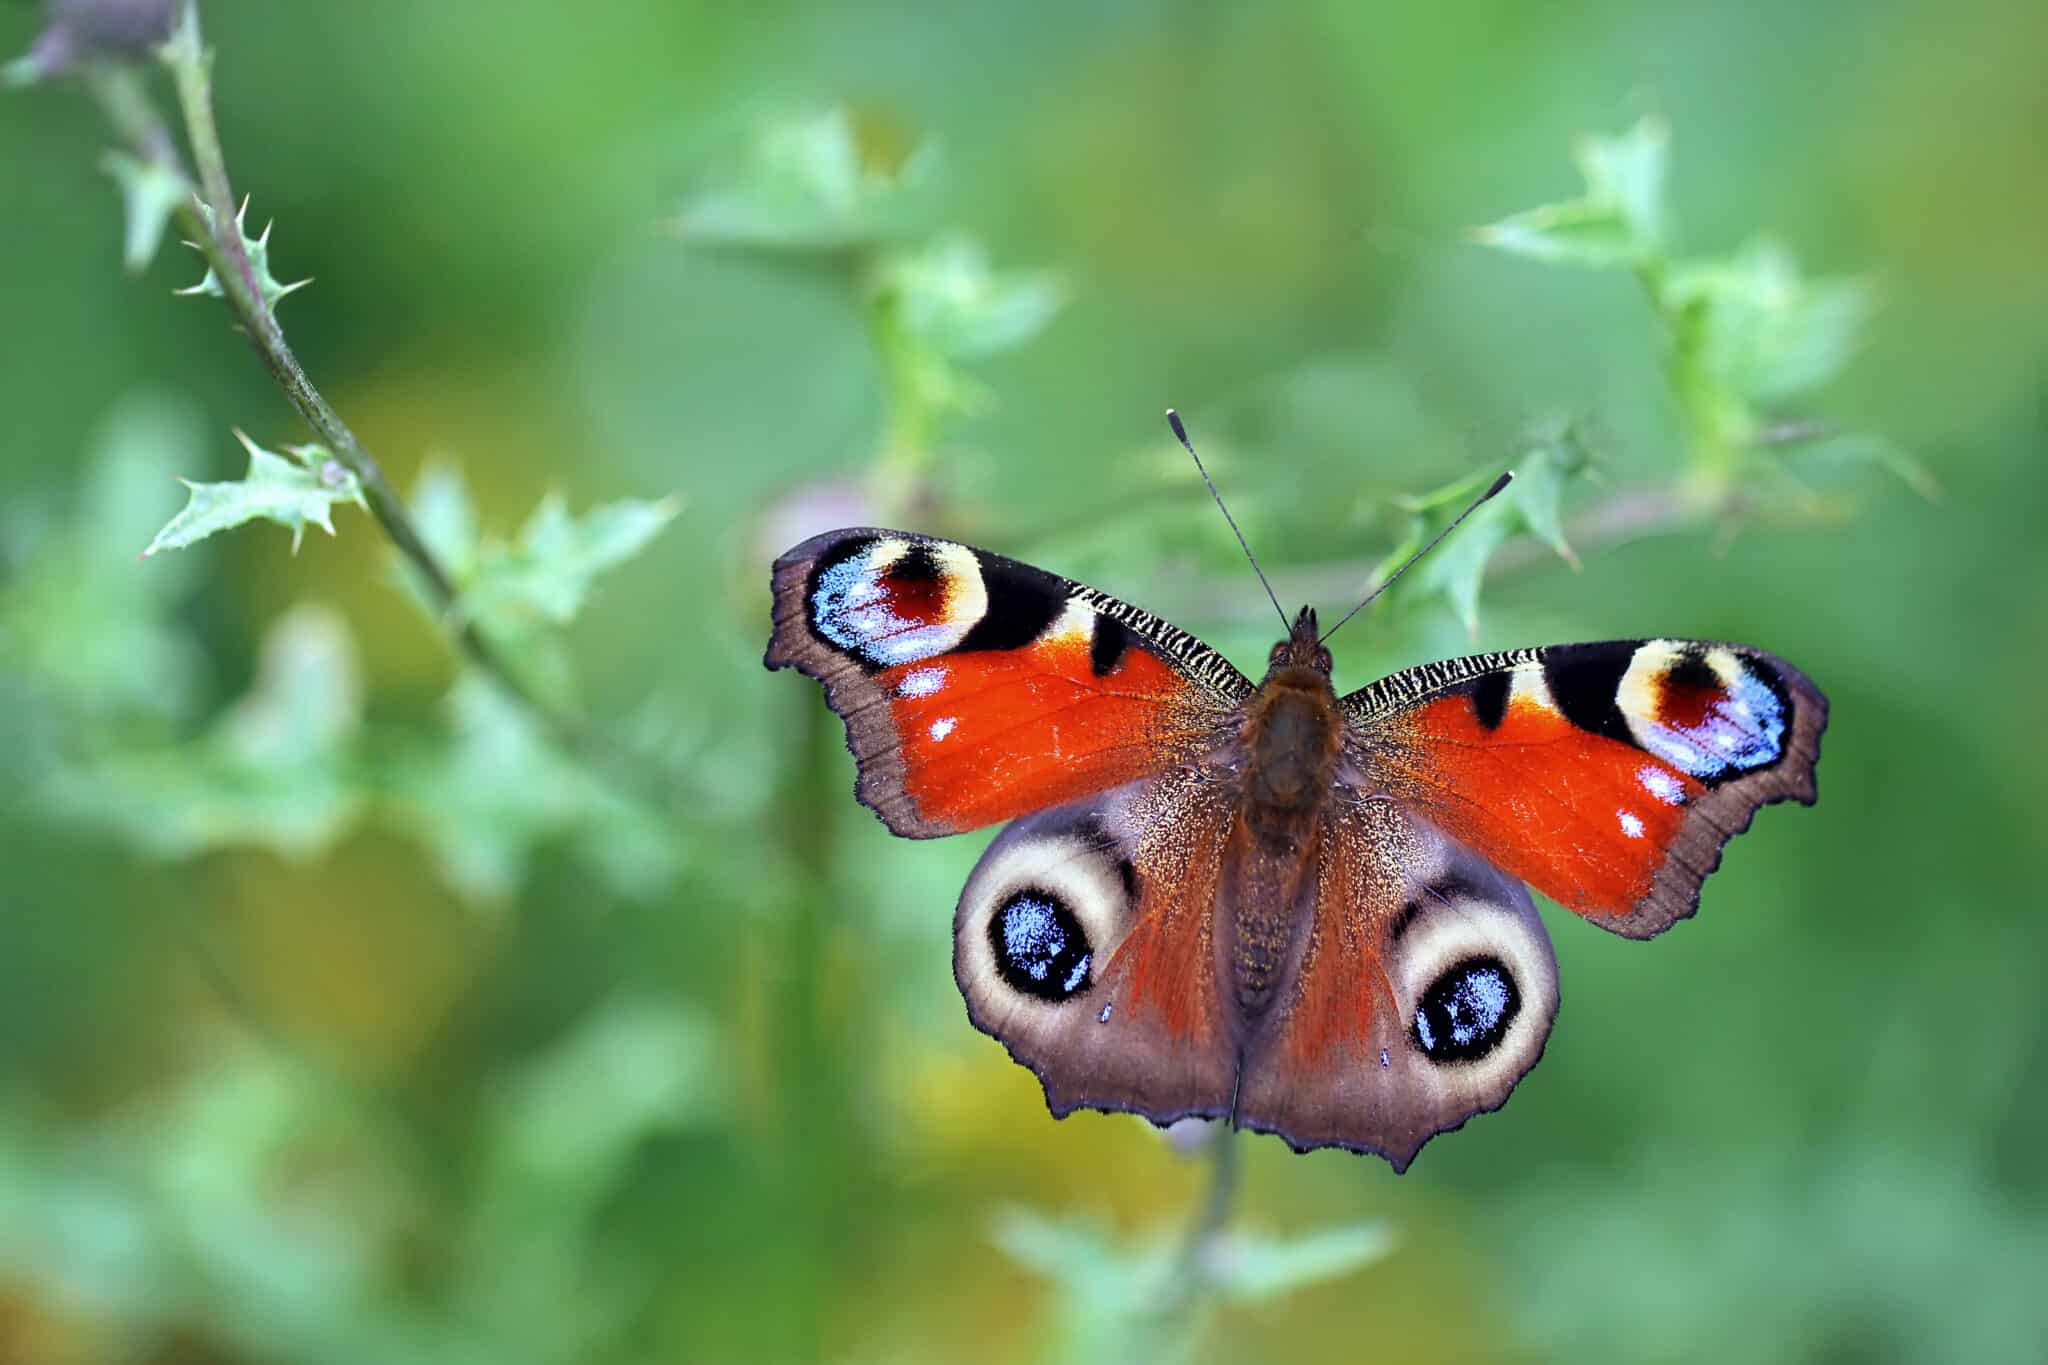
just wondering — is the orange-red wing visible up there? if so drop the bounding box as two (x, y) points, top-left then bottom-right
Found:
(1344, 639), (1828, 938)
(766, 529), (1250, 837)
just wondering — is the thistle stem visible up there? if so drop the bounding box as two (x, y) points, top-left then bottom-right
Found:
(82, 7), (673, 804)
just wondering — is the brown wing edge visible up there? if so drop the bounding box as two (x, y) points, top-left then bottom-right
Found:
(1005, 1002), (1559, 1175)
(1235, 1026), (1557, 1175)
(764, 529), (952, 838)
(1602, 651), (1830, 940)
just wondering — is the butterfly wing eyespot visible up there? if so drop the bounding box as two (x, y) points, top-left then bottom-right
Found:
(1232, 800), (1560, 1172)
(957, 825), (1128, 1017)
(989, 891), (1096, 1001)
(807, 535), (989, 668)
(1345, 638), (1827, 938)
(952, 773), (1239, 1131)
(765, 527), (1251, 839)
(1380, 870), (1555, 1092)
(1411, 957), (1518, 1063)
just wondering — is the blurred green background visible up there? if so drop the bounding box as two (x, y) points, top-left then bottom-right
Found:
(3, 2), (2044, 1362)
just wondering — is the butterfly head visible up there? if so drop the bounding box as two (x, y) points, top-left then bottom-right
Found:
(1267, 605), (1333, 676)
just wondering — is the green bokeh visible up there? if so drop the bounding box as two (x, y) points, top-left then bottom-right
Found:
(2, 2), (2043, 1362)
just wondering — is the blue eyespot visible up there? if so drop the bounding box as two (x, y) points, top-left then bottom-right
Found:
(990, 891), (1093, 1002)
(1413, 957), (1519, 1064)
(1638, 655), (1789, 781)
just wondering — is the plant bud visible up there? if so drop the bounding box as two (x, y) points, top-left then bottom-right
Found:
(49, 0), (181, 56)
(9, 0), (180, 81)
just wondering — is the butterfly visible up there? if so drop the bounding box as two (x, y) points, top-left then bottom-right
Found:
(764, 417), (1827, 1172)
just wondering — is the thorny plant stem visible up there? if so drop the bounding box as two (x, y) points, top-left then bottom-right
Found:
(86, 9), (672, 803)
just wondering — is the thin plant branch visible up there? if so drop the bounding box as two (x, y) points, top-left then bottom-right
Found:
(81, 7), (677, 806)
(1149, 483), (1701, 628)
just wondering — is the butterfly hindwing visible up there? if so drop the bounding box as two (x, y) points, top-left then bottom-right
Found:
(1235, 796), (1561, 1172)
(957, 772), (1563, 1171)
(953, 770), (1238, 1126)
(766, 529), (1251, 838)
(1345, 639), (1828, 938)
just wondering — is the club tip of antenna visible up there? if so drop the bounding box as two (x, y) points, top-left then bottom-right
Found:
(1166, 408), (1189, 442)
(1484, 470), (1514, 499)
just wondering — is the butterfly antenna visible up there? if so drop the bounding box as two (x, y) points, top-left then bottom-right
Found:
(1168, 409), (1289, 632)
(1318, 471), (1514, 646)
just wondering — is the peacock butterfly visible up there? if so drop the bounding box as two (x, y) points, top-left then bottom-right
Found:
(764, 413), (1827, 1171)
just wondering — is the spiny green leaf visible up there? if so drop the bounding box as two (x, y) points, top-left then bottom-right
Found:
(672, 106), (937, 250)
(1473, 116), (1669, 268)
(880, 238), (1065, 361)
(217, 606), (362, 763)
(1208, 1222), (1397, 1302)
(0, 393), (208, 729)
(1666, 240), (1875, 403)
(1574, 115), (1669, 249)
(389, 459), (483, 619)
(990, 1208), (1141, 1300)
(1788, 431), (1943, 503)
(410, 459), (482, 576)
(483, 997), (718, 1184)
(1471, 196), (1643, 268)
(1411, 494), (1516, 636)
(453, 996), (723, 1353)
(387, 675), (681, 903)
(1404, 449), (1588, 634)
(1393, 468), (1499, 517)
(44, 606), (364, 858)
(993, 1204), (1394, 1365)
(100, 151), (187, 273)
(175, 196), (310, 310)
(1510, 431), (1591, 569)
(462, 493), (681, 628)
(143, 430), (365, 556)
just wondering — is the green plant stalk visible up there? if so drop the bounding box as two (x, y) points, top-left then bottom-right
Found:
(154, 21), (514, 684)
(82, 16), (676, 807)
(1164, 1124), (1242, 1313)
(866, 278), (941, 501)
(1633, 257), (1745, 500)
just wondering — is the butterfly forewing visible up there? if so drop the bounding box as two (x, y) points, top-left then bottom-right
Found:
(765, 528), (1250, 837)
(1345, 639), (1827, 937)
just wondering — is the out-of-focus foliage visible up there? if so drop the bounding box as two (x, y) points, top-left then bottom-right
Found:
(994, 1196), (1394, 1365)
(7, 392), (684, 901)
(1, 2), (2043, 1363)
(1475, 116), (1932, 507)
